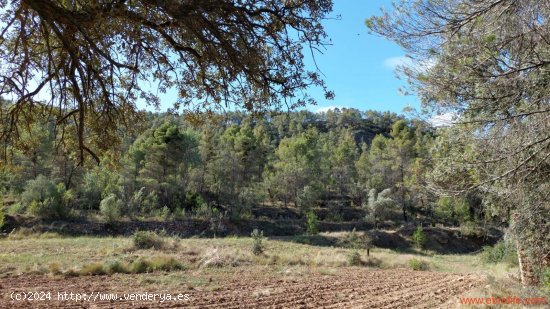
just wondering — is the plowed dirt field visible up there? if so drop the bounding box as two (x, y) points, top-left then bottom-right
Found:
(0, 269), (483, 308)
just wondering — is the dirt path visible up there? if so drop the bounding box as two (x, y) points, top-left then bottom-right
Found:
(0, 269), (483, 308)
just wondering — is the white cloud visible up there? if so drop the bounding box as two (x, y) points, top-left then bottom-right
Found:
(429, 112), (456, 127)
(383, 55), (436, 72)
(383, 56), (414, 70)
(313, 105), (347, 113)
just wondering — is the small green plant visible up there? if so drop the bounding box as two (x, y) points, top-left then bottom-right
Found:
(78, 256), (185, 276)
(306, 211), (318, 235)
(251, 229), (264, 255)
(48, 262), (62, 275)
(408, 258), (429, 271)
(79, 262), (107, 276)
(459, 221), (484, 238)
(130, 256), (185, 273)
(0, 205), (4, 231)
(411, 225), (427, 249)
(103, 259), (129, 274)
(542, 267), (550, 292)
(347, 250), (362, 266)
(481, 241), (518, 266)
(132, 230), (166, 250)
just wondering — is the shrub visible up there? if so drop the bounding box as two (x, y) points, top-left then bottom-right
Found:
(103, 259), (129, 274)
(158, 206), (171, 220)
(481, 241), (518, 266)
(79, 262), (106, 276)
(459, 221), (485, 238)
(174, 207), (186, 220)
(99, 194), (122, 223)
(0, 205), (4, 231)
(78, 256), (184, 276)
(543, 267), (550, 292)
(48, 262), (62, 275)
(251, 229), (264, 255)
(297, 184), (321, 212)
(408, 258), (429, 271)
(194, 201), (213, 218)
(7, 202), (24, 215)
(22, 176), (67, 219)
(145, 255), (185, 272)
(132, 231), (166, 250)
(411, 225), (427, 249)
(129, 256), (185, 273)
(306, 211), (318, 235)
(347, 250), (362, 266)
(434, 196), (470, 224)
(340, 228), (372, 250)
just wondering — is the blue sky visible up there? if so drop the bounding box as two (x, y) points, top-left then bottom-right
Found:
(147, 1), (419, 115)
(302, 0), (419, 114)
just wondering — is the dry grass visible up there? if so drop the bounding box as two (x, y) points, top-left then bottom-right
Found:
(0, 230), (542, 296)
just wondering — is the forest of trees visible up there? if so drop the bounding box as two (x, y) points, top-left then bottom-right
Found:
(0, 105), (484, 231)
(0, 0), (548, 291)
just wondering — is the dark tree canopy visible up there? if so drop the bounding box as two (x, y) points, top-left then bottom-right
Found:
(0, 0), (334, 163)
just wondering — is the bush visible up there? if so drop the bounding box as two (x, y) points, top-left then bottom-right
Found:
(408, 258), (429, 271)
(79, 262), (106, 276)
(129, 256), (185, 273)
(22, 176), (67, 219)
(459, 221), (485, 238)
(251, 229), (264, 255)
(411, 225), (427, 249)
(7, 202), (24, 215)
(481, 241), (518, 266)
(132, 231), (166, 250)
(434, 196), (470, 224)
(306, 211), (318, 235)
(103, 259), (129, 274)
(297, 184), (321, 212)
(340, 228), (372, 250)
(347, 250), (362, 266)
(78, 255), (184, 276)
(0, 204), (4, 231)
(100, 194), (122, 222)
(543, 267), (550, 292)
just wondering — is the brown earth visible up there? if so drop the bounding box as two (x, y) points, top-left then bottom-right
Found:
(0, 268), (484, 308)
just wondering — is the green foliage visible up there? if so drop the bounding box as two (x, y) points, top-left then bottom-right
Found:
(0, 202), (4, 231)
(296, 184), (322, 213)
(103, 259), (130, 275)
(408, 258), (429, 271)
(251, 229), (265, 256)
(481, 241), (518, 266)
(79, 256), (185, 276)
(305, 211), (319, 235)
(80, 164), (120, 210)
(434, 197), (470, 224)
(130, 256), (185, 273)
(340, 228), (372, 250)
(22, 175), (67, 219)
(7, 202), (24, 215)
(3, 109), (435, 232)
(411, 225), (427, 249)
(99, 194), (123, 223)
(459, 221), (484, 238)
(543, 267), (550, 292)
(364, 188), (398, 226)
(132, 231), (166, 250)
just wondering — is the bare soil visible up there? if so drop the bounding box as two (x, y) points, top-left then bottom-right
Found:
(0, 268), (483, 308)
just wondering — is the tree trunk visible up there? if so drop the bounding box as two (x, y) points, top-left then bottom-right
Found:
(516, 240), (539, 286)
